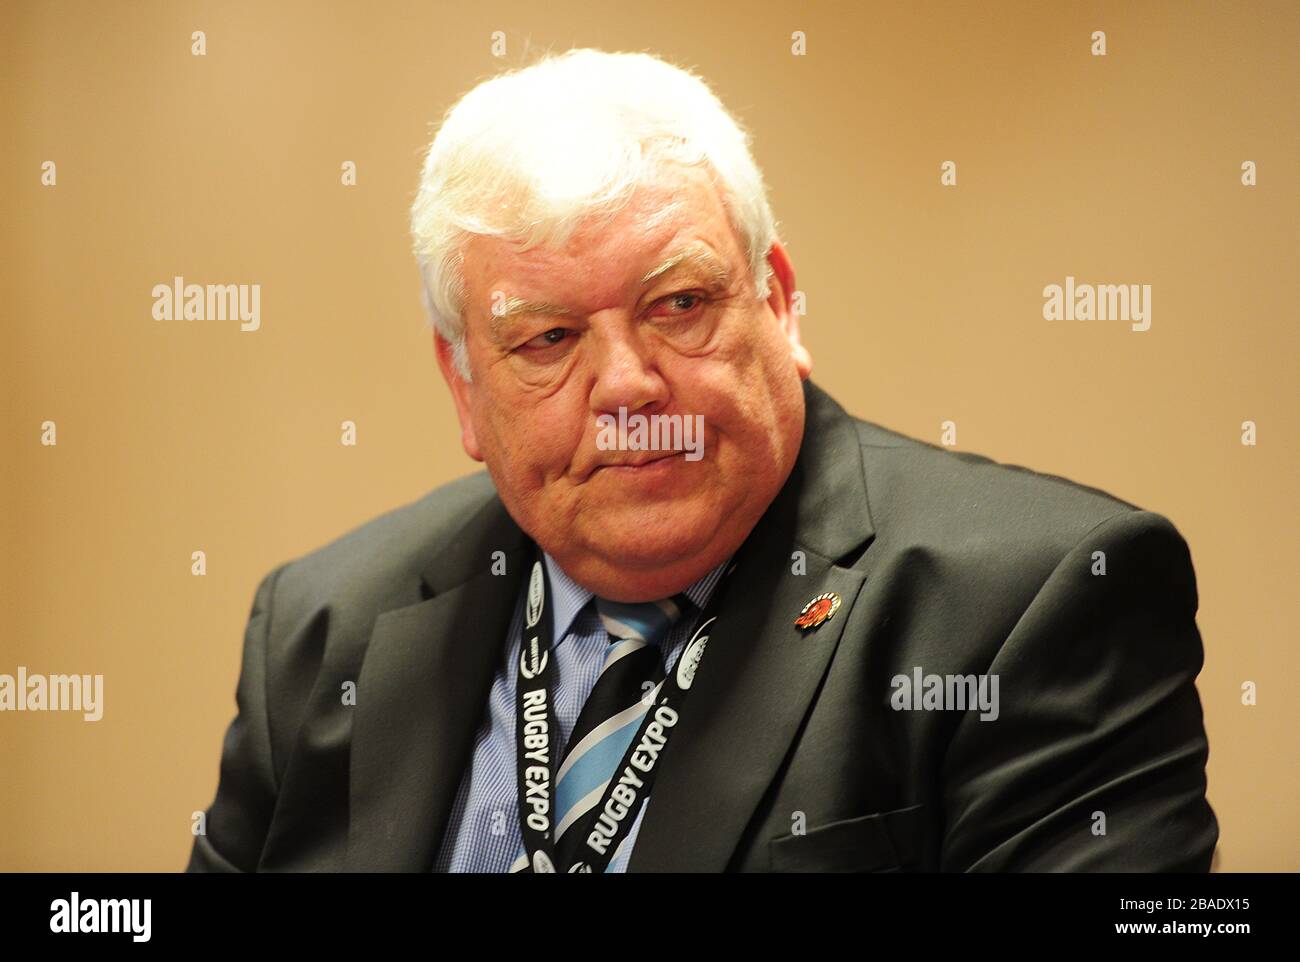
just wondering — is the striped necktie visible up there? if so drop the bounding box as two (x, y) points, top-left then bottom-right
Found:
(535, 594), (689, 871)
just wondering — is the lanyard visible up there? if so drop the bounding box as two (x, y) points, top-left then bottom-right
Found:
(513, 546), (737, 873)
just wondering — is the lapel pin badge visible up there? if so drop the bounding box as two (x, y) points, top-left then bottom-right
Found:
(795, 592), (842, 630)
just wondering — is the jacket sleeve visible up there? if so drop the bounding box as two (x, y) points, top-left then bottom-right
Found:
(186, 564), (287, 872)
(938, 510), (1219, 871)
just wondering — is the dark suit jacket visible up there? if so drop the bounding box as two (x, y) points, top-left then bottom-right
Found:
(187, 379), (1218, 872)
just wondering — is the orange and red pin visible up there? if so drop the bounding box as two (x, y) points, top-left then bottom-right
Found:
(795, 592), (842, 630)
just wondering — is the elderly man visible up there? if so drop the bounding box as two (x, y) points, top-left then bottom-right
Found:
(188, 49), (1217, 873)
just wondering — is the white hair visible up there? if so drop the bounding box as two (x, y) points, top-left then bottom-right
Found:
(409, 48), (778, 380)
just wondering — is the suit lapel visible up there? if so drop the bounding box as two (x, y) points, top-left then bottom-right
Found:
(628, 380), (876, 871)
(345, 498), (528, 871)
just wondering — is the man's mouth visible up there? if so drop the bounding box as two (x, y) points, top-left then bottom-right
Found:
(589, 450), (683, 477)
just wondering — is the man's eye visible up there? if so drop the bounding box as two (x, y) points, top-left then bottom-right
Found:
(654, 292), (704, 316)
(521, 328), (572, 350)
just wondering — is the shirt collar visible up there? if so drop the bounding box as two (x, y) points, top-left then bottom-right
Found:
(541, 551), (730, 647)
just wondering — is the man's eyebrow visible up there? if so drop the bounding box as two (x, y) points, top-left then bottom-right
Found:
(488, 296), (573, 340)
(638, 245), (733, 289)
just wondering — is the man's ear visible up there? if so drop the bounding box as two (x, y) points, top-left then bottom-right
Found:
(434, 332), (484, 462)
(764, 239), (812, 380)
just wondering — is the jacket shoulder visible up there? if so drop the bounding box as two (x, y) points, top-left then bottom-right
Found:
(269, 470), (499, 621)
(851, 417), (1152, 579)
(844, 416), (1200, 684)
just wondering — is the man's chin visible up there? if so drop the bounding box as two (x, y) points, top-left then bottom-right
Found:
(554, 548), (721, 602)
(562, 521), (723, 580)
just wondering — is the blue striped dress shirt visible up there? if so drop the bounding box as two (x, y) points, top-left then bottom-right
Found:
(432, 550), (728, 872)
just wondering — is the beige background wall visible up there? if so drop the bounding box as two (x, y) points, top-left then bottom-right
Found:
(2, 0), (1295, 871)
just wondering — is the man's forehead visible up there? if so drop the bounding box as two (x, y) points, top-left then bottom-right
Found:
(502, 238), (727, 300)
(465, 165), (737, 297)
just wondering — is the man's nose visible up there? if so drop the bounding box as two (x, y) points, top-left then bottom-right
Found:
(586, 320), (669, 416)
